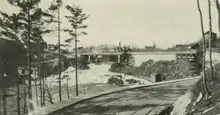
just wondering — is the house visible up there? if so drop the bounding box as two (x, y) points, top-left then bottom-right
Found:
(204, 31), (218, 48)
(194, 31), (220, 48)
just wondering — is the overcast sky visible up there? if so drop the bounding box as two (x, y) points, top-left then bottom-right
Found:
(0, 0), (219, 49)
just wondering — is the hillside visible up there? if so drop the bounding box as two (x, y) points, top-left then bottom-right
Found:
(170, 52), (220, 115)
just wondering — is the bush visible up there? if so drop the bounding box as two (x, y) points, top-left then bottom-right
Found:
(109, 59), (197, 81)
(125, 79), (141, 84)
(107, 75), (124, 86)
(79, 56), (90, 70)
(109, 63), (124, 73)
(126, 72), (134, 75)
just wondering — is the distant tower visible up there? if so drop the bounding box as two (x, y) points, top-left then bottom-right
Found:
(119, 42), (121, 47)
(153, 42), (156, 48)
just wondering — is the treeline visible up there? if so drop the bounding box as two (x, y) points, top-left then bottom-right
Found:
(0, 0), (88, 115)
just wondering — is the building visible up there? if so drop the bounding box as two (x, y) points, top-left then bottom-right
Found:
(204, 31), (218, 48)
(145, 42), (157, 51)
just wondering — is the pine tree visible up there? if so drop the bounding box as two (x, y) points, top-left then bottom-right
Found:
(64, 4), (88, 96)
(49, 0), (63, 101)
(0, 9), (24, 115)
(2, 0), (54, 112)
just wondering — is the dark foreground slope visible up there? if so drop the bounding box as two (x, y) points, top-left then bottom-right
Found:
(171, 64), (220, 115)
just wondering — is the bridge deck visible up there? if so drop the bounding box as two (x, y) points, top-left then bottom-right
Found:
(80, 51), (197, 56)
(44, 77), (199, 115)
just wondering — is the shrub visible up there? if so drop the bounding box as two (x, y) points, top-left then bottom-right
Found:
(125, 79), (141, 84)
(79, 56), (90, 69)
(110, 59), (197, 81)
(107, 76), (124, 86)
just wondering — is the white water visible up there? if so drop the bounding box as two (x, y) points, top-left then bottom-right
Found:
(45, 63), (151, 86)
(29, 63), (151, 115)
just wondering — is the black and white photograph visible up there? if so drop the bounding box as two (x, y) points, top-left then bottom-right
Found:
(0, 0), (220, 115)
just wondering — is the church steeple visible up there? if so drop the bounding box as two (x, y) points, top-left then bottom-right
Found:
(119, 42), (121, 47)
(153, 42), (156, 48)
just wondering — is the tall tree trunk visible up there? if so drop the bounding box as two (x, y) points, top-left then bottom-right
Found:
(45, 85), (54, 104)
(34, 69), (38, 106)
(42, 44), (46, 106)
(58, 7), (62, 101)
(3, 89), (7, 115)
(39, 42), (43, 107)
(197, 0), (210, 98)
(39, 58), (42, 107)
(35, 4), (40, 107)
(66, 77), (70, 99)
(23, 87), (27, 113)
(17, 73), (21, 115)
(208, 0), (214, 79)
(42, 75), (45, 106)
(75, 28), (79, 96)
(27, 0), (33, 111)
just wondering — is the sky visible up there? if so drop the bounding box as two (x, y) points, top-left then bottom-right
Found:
(0, 0), (219, 49)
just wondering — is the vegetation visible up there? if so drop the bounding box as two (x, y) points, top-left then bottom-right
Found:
(0, 1), (89, 114)
(64, 4), (88, 96)
(169, 0), (220, 114)
(110, 59), (198, 81)
(48, 0), (63, 102)
(107, 75), (124, 86)
(197, 0), (210, 99)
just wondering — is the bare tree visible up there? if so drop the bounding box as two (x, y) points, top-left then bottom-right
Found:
(208, 0), (214, 79)
(197, 0), (210, 98)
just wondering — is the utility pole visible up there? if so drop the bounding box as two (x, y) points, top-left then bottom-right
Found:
(58, 7), (62, 101)
(75, 28), (79, 96)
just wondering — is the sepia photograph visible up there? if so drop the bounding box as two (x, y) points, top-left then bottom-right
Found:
(0, 0), (220, 115)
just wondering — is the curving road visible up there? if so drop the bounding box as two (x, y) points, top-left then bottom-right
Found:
(44, 77), (199, 115)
